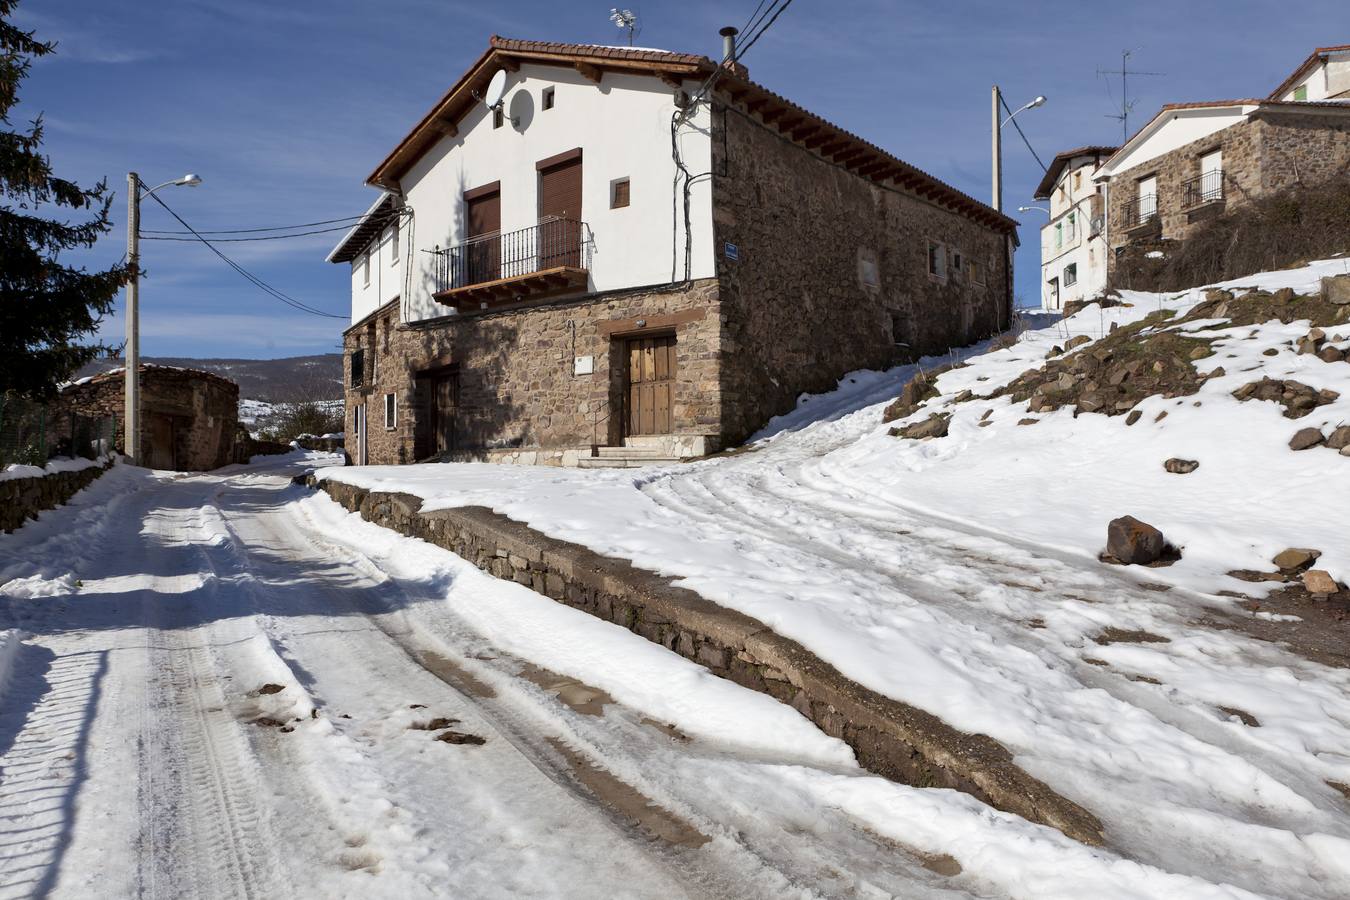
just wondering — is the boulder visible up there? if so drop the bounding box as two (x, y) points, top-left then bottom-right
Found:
(1064, 334), (1092, 351)
(1289, 428), (1325, 451)
(1319, 346), (1346, 363)
(1327, 426), (1350, 451)
(1204, 289), (1234, 304)
(1164, 458), (1199, 474)
(1303, 570), (1340, 596)
(1320, 274), (1350, 305)
(1273, 287), (1296, 304)
(1106, 516), (1166, 565)
(893, 412), (950, 440)
(1273, 548), (1320, 572)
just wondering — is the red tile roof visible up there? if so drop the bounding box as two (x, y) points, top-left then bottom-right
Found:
(1033, 146), (1117, 200)
(1269, 44), (1350, 100)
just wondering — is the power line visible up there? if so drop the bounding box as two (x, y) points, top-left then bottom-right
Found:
(141, 212), (388, 236)
(140, 221), (389, 242)
(141, 191), (347, 320)
(1000, 94), (1048, 172)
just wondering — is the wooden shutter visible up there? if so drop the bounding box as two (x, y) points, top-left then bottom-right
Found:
(465, 182), (501, 238)
(538, 151), (582, 221)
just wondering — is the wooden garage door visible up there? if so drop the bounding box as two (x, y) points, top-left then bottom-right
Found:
(625, 335), (676, 436)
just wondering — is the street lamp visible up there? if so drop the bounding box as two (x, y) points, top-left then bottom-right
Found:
(991, 89), (1045, 212)
(1017, 205), (1051, 216)
(125, 172), (202, 464)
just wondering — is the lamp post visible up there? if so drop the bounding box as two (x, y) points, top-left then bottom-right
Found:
(991, 88), (1045, 212)
(1017, 205), (1051, 216)
(125, 172), (201, 464)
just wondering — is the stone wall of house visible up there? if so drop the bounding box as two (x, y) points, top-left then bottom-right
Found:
(1105, 120), (1260, 256)
(52, 366), (240, 471)
(0, 457), (116, 533)
(1253, 111), (1350, 193)
(344, 280), (723, 465)
(1105, 113), (1350, 260)
(710, 104), (1013, 443)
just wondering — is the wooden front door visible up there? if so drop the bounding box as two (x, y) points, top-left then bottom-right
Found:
(464, 184), (501, 286)
(538, 153), (582, 269)
(146, 414), (175, 470)
(625, 335), (676, 436)
(431, 372), (457, 455)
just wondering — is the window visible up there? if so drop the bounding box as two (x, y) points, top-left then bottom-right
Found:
(927, 242), (946, 278)
(492, 106), (504, 129)
(381, 313), (391, 353)
(611, 177), (630, 209)
(390, 223), (399, 265)
(1137, 175), (1158, 223)
(1054, 222), (1063, 248)
(1073, 171), (1082, 191)
(384, 393), (397, 429)
(350, 349), (365, 388)
(1064, 263), (1078, 286)
(1294, 84), (1308, 101)
(1066, 212), (1077, 240)
(542, 86), (555, 110)
(969, 258), (983, 285)
(361, 252), (370, 286)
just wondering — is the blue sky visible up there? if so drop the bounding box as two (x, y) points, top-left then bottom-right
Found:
(12, 0), (1342, 358)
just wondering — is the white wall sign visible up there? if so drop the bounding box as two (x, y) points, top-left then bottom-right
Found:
(573, 355), (594, 376)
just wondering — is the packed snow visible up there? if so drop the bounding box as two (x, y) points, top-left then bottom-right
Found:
(318, 257), (1350, 898)
(0, 454), (111, 483)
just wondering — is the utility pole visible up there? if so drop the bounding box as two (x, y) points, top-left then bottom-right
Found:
(992, 86), (1002, 212)
(125, 172), (141, 464)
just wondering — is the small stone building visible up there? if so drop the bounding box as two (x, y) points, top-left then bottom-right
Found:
(1095, 45), (1350, 264)
(331, 35), (1017, 467)
(54, 365), (240, 471)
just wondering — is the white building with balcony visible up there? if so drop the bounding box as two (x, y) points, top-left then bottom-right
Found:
(1031, 146), (1114, 310)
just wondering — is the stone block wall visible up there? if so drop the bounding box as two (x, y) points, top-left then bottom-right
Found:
(0, 458), (116, 533)
(1253, 111), (1350, 193)
(52, 366), (240, 471)
(309, 475), (1105, 846)
(344, 280), (723, 465)
(710, 104), (1013, 443)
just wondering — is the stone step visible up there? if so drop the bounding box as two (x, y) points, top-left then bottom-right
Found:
(594, 445), (676, 458)
(577, 456), (683, 469)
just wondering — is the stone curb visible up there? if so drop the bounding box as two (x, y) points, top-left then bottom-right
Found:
(308, 475), (1106, 846)
(1, 457), (117, 533)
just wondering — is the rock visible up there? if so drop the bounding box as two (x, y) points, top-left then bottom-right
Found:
(1289, 428), (1325, 451)
(1077, 394), (1106, 414)
(1106, 516), (1166, 565)
(1343, 444), (1350, 457)
(1308, 327), (1327, 343)
(1321, 274), (1350, 305)
(1303, 570), (1340, 595)
(1204, 289), (1234, 304)
(1273, 287), (1296, 304)
(1064, 334), (1092, 351)
(1320, 346), (1346, 363)
(1125, 410), (1142, 426)
(1189, 346), (1211, 360)
(894, 413), (950, 440)
(1017, 417), (1039, 426)
(1164, 458), (1199, 474)
(1327, 426), (1350, 451)
(1273, 548), (1320, 571)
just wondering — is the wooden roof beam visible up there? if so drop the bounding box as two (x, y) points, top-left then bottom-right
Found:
(575, 62), (603, 83)
(791, 123), (821, 141)
(658, 71), (683, 89)
(498, 58), (520, 73)
(775, 114), (805, 133)
(759, 106), (787, 124)
(831, 146), (865, 163)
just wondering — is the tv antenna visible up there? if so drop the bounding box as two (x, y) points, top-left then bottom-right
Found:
(610, 8), (638, 46)
(1097, 49), (1164, 142)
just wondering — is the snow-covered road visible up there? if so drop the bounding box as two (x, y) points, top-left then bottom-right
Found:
(0, 457), (1017, 899)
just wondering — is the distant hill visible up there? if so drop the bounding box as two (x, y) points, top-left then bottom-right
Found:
(75, 354), (343, 403)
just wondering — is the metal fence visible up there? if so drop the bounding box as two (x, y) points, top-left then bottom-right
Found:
(0, 396), (118, 468)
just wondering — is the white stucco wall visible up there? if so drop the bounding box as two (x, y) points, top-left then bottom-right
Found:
(392, 63), (714, 325)
(1279, 52), (1350, 101)
(1039, 158), (1108, 309)
(1097, 107), (1251, 180)
(349, 222), (402, 324)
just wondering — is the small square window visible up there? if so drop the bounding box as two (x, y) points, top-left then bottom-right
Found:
(969, 259), (983, 285)
(951, 250), (963, 274)
(611, 177), (630, 209)
(1294, 85), (1308, 101)
(492, 107), (504, 129)
(542, 87), (555, 110)
(1064, 263), (1078, 286)
(384, 393), (397, 429)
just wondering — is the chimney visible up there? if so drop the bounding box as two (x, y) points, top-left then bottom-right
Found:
(719, 26), (738, 64)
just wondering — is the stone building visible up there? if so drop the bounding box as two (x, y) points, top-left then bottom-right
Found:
(1094, 45), (1350, 264)
(54, 365), (240, 471)
(330, 34), (1017, 467)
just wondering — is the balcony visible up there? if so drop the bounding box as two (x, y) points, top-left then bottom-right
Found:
(1120, 194), (1160, 235)
(1182, 170), (1225, 210)
(432, 218), (592, 311)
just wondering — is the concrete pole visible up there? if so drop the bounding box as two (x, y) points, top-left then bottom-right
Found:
(992, 85), (1002, 213)
(125, 172), (140, 464)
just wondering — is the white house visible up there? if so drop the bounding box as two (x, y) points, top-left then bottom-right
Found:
(1270, 43), (1350, 102)
(1031, 146), (1114, 310)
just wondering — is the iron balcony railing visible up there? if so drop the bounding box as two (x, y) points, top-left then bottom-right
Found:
(1182, 170), (1224, 208)
(432, 218), (592, 294)
(1121, 194), (1159, 229)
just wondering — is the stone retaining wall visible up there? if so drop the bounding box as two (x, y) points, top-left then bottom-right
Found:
(1, 458), (116, 533)
(309, 475), (1105, 846)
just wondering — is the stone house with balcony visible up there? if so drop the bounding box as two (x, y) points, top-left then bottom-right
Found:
(1094, 44), (1350, 268)
(329, 34), (1017, 467)
(1032, 146), (1114, 309)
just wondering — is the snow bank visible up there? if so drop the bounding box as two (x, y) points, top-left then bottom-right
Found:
(0, 454), (112, 483)
(0, 629), (25, 698)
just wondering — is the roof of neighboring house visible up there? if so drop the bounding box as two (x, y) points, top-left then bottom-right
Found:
(363, 35), (1017, 235)
(1269, 43), (1350, 100)
(326, 193), (400, 264)
(1033, 145), (1117, 199)
(61, 364), (238, 394)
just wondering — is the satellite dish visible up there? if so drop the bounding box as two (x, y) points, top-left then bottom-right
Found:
(484, 69), (508, 109)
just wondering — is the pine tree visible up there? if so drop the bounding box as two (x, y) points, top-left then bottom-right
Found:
(0, 0), (129, 400)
